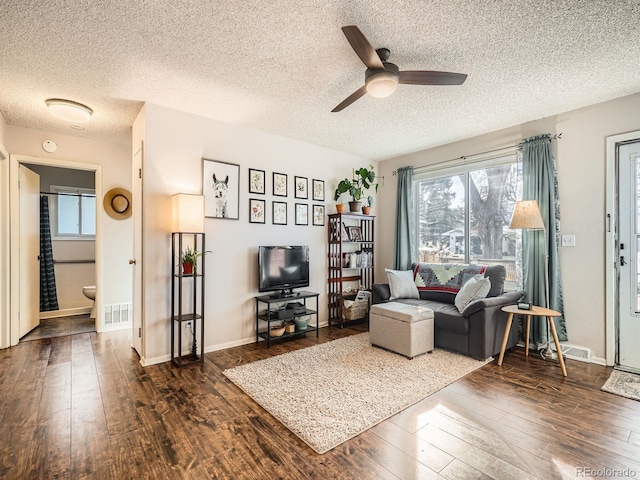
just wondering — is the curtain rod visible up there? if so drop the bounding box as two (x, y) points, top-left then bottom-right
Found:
(392, 133), (562, 175)
(40, 191), (95, 197)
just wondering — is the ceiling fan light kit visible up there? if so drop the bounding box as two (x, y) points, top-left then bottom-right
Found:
(45, 98), (93, 123)
(333, 25), (467, 112)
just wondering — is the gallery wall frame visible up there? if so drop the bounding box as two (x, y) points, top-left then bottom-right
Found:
(273, 172), (287, 197)
(294, 176), (308, 199)
(249, 168), (265, 194)
(249, 198), (266, 224)
(272, 201), (287, 225)
(295, 203), (308, 225)
(312, 204), (325, 226)
(203, 158), (240, 220)
(312, 179), (325, 201)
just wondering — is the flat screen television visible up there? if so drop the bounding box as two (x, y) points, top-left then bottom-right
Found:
(258, 245), (309, 297)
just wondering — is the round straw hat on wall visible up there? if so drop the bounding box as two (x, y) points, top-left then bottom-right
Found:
(103, 187), (132, 220)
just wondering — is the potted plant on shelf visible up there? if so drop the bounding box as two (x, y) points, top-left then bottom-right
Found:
(180, 246), (210, 274)
(334, 164), (381, 213)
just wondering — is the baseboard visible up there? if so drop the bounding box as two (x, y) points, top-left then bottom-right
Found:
(590, 356), (607, 366)
(39, 307), (91, 319)
(141, 323), (331, 367)
(101, 322), (131, 333)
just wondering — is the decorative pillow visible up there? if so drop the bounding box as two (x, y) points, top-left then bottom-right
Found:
(454, 274), (491, 313)
(413, 263), (486, 293)
(385, 268), (420, 300)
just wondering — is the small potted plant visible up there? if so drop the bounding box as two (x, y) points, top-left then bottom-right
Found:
(334, 165), (381, 213)
(180, 246), (210, 275)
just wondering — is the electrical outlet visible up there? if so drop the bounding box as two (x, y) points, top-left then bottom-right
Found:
(561, 235), (576, 247)
(186, 321), (192, 329)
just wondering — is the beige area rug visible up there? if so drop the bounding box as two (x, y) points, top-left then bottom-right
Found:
(223, 333), (491, 454)
(602, 370), (640, 401)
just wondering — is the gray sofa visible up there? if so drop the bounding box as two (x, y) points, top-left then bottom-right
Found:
(372, 263), (522, 360)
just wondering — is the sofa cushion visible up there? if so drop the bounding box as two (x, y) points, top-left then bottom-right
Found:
(394, 298), (469, 335)
(454, 274), (491, 313)
(385, 268), (420, 300)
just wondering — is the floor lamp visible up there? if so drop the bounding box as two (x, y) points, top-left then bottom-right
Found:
(509, 200), (552, 357)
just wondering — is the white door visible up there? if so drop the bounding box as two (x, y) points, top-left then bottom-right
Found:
(131, 143), (143, 355)
(618, 140), (640, 372)
(19, 165), (40, 338)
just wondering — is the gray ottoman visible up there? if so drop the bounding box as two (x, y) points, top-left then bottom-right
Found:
(369, 302), (434, 359)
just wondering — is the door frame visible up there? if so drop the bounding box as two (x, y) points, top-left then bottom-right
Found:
(605, 130), (640, 367)
(9, 154), (103, 346)
(0, 142), (10, 349)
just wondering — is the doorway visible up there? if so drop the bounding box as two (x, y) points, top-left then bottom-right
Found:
(9, 154), (103, 346)
(606, 131), (640, 372)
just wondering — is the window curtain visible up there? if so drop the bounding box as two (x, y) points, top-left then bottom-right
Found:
(521, 134), (567, 346)
(40, 195), (59, 311)
(394, 166), (414, 270)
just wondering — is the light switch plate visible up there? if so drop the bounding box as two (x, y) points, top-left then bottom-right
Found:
(561, 235), (576, 247)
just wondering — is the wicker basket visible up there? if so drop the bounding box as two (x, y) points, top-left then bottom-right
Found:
(269, 326), (286, 337)
(342, 298), (369, 321)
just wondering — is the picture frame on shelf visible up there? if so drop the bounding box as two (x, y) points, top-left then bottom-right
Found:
(295, 203), (308, 225)
(249, 198), (266, 224)
(203, 158), (240, 220)
(348, 226), (363, 242)
(340, 222), (350, 241)
(272, 201), (287, 225)
(312, 204), (325, 226)
(249, 168), (265, 194)
(273, 172), (287, 197)
(294, 176), (308, 199)
(312, 179), (325, 201)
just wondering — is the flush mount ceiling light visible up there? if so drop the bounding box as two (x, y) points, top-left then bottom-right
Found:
(45, 98), (93, 123)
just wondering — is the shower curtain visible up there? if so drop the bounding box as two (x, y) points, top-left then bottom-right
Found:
(40, 195), (59, 311)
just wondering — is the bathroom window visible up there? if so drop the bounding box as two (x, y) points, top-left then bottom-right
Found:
(51, 186), (96, 239)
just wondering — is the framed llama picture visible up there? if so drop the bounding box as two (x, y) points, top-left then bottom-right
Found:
(203, 158), (240, 220)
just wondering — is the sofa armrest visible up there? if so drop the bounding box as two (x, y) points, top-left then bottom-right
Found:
(462, 291), (523, 317)
(372, 284), (391, 304)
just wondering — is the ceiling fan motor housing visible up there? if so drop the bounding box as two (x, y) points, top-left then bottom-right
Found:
(365, 62), (399, 98)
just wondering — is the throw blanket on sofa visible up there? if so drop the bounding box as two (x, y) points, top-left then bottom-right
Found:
(413, 263), (486, 293)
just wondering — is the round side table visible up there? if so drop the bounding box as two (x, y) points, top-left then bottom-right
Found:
(498, 305), (567, 377)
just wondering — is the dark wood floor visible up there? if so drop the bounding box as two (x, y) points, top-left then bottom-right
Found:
(20, 314), (95, 342)
(1, 324), (639, 479)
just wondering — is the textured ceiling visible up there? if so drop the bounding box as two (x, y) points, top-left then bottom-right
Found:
(1, 1), (640, 160)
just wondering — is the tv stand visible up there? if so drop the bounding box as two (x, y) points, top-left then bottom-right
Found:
(255, 291), (319, 348)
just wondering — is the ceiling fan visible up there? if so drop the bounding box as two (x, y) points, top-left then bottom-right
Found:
(332, 25), (467, 112)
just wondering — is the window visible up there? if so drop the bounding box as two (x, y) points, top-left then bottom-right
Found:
(52, 186), (96, 239)
(414, 157), (521, 290)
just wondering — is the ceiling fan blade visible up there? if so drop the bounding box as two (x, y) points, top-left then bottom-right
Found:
(399, 71), (467, 85)
(331, 86), (367, 112)
(341, 26), (384, 70)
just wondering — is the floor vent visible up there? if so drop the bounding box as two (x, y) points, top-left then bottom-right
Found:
(104, 303), (132, 328)
(551, 343), (591, 363)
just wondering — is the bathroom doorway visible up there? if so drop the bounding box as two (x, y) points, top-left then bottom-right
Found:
(9, 155), (102, 344)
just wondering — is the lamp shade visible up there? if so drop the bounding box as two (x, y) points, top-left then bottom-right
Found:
(509, 200), (545, 230)
(172, 194), (204, 232)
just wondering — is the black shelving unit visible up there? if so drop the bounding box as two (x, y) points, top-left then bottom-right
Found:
(327, 213), (374, 328)
(171, 232), (205, 366)
(255, 291), (319, 348)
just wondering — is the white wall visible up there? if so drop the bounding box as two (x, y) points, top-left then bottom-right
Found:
(138, 103), (370, 363)
(377, 92), (640, 362)
(5, 126), (133, 311)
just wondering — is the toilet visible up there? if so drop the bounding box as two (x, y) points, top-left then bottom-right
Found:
(82, 286), (97, 319)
